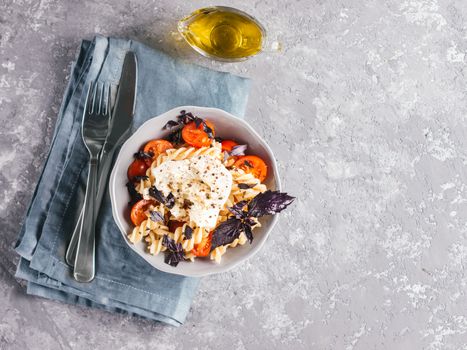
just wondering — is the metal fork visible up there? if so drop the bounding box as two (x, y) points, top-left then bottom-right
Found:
(73, 81), (111, 283)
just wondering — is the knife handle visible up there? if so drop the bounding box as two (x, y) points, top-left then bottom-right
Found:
(65, 142), (117, 266)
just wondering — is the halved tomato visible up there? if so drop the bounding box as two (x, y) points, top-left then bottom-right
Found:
(127, 159), (149, 181)
(130, 199), (155, 226)
(192, 231), (212, 257)
(143, 139), (173, 158)
(181, 120), (215, 148)
(221, 140), (238, 152)
(234, 155), (268, 182)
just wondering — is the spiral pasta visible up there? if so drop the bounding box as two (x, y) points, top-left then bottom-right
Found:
(128, 218), (170, 244)
(172, 224), (208, 252)
(210, 232), (248, 263)
(145, 233), (166, 255)
(229, 169), (267, 202)
(153, 141), (222, 168)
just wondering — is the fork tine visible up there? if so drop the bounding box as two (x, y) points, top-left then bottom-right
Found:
(90, 82), (99, 114)
(104, 84), (111, 116)
(85, 81), (94, 114)
(95, 82), (102, 115)
(99, 82), (106, 115)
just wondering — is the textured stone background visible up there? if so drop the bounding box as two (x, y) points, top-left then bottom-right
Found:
(2, 0), (467, 349)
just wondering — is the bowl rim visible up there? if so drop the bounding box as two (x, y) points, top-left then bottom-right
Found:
(108, 105), (281, 277)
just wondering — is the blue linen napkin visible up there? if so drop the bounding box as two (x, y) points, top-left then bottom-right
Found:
(14, 36), (250, 326)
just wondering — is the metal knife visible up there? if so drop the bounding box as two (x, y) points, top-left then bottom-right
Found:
(66, 51), (138, 272)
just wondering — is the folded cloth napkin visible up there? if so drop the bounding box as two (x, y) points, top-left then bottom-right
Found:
(15, 36), (250, 326)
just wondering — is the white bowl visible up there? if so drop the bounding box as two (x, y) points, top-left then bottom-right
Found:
(109, 106), (281, 277)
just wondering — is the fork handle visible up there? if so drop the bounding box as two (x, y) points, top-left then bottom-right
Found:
(73, 157), (99, 282)
(65, 142), (117, 266)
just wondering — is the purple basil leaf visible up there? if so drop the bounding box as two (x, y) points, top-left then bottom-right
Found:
(242, 223), (254, 243)
(162, 234), (184, 266)
(163, 120), (180, 130)
(162, 234), (173, 249)
(183, 225), (193, 240)
(133, 175), (149, 182)
(178, 110), (195, 124)
(149, 211), (164, 223)
(164, 252), (178, 266)
(165, 192), (175, 209)
(245, 217), (257, 227)
(223, 151), (230, 163)
(202, 121), (214, 139)
(248, 190), (295, 217)
(126, 182), (143, 206)
(167, 127), (183, 144)
(162, 235), (183, 253)
(149, 186), (175, 210)
(229, 144), (247, 156)
(238, 183), (254, 189)
(164, 250), (184, 267)
(228, 200), (248, 219)
(149, 186), (166, 204)
(134, 150), (154, 159)
(177, 110), (195, 125)
(194, 117), (203, 128)
(211, 217), (243, 250)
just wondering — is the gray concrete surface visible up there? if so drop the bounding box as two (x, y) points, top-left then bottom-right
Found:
(2, 0), (467, 349)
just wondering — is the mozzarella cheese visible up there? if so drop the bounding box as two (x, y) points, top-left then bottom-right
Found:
(152, 155), (232, 228)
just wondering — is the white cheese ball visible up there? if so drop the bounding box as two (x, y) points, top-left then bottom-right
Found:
(152, 155), (232, 229)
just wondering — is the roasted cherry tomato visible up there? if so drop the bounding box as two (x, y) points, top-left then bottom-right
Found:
(130, 199), (155, 226)
(221, 140), (238, 152)
(234, 155), (268, 182)
(181, 120), (215, 148)
(192, 231), (212, 257)
(143, 139), (173, 158)
(168, 220), (184, 233)
(127, 159), (149, 181)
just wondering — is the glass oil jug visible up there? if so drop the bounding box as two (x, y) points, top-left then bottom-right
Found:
(178, 7), (268, 61)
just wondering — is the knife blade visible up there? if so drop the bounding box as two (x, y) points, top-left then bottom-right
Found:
(105, 51), (138, 147)
(65, 51), (138, 267)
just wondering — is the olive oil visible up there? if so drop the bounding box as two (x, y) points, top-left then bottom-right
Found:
(178, 7), (265, 61)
